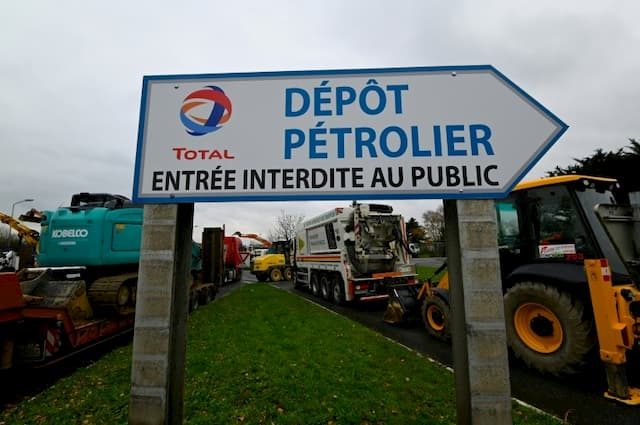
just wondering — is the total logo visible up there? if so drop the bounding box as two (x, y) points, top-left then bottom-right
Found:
(52, 229), (89, 238)
(180, 86), (233, 136)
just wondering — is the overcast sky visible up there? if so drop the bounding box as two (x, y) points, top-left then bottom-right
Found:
(1, 1), (638, 240)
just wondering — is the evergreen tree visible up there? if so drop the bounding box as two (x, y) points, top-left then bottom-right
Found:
(548, 139), (640, 202)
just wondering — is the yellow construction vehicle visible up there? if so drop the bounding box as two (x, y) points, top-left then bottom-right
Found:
(250, 241), (292, 282)
(0, 211), (39, 248)
(0, 211), (40, 271)
(234, 233), (293, 282)
(386, 175), (640, 405)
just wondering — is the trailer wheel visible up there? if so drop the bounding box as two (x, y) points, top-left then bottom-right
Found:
(331, 275), (345, 305)
(283, 267), (293, 281)
(189, 293), (199, 312)
(421, 296), (451, 341)
(320, 274), (331, 300)
(270, 268), (283, 282)
(504, 281), (595, 375)
(310, 273), (320, 297)
(200, 286), (213, 305)
(234, 269), (243, 283)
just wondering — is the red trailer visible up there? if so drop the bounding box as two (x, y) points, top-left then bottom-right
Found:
(201, 228), (250, 285)
(0, 270), (134, 369)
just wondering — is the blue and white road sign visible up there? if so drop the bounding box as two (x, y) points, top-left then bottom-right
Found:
(133, 65), (567, 203)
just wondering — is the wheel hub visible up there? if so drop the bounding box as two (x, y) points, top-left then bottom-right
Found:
(514, 302), (563, 354)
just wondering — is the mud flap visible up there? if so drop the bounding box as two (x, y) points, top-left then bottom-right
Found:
(383, 284), (422, 324)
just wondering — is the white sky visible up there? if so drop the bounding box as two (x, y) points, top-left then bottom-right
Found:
(1, 1), (638, 239)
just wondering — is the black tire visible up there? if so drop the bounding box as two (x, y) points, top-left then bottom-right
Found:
(189, 293), (199, 312)
(199, 286), (213, 305)
(421, 296), (451, 341)
(255, 273), (268, 282)
(234, 269), (243, 283)
(331, 275), (346, 305)
(320, 274), (331, 300)
(504, 281), (595, 375)
(283, 267), (293, 281)
(310, 273), (320, 297)
(208, 286), (217, 302)
(270, 268), (283, 282)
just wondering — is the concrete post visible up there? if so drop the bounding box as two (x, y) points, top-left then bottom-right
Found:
(129, 203), (193, 425)
(444, 199), (512, 425)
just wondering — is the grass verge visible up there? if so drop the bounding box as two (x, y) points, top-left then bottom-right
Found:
(0, 284), (557, 424)
(415, 265), (447, 284)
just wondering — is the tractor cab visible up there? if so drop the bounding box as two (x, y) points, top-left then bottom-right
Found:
(494, 175), (637, 283)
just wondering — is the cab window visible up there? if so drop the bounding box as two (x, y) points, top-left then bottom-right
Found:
(496, 200), (520, 250)
(525, 185), (597, 259)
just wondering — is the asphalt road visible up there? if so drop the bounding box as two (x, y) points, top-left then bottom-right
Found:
(244, 269), (640, 425)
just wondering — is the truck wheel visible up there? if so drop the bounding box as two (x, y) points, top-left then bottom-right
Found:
(270, 268), (283, 282)
(189, 293), (199, 312)
(199, 286), (213, 305)
(310, 273), (320, 297)
(504, 281), (595, 375)
(256, 273), (268, 282)
(331, 276), (345, 305)
(320, 274), (331, 300)
(283, 267), (293, 281)
(421, 296), (450, 341)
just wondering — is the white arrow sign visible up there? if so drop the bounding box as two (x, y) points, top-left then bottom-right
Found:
(133, 65), (567, 203)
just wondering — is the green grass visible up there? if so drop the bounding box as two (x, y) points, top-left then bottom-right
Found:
(1, 284), (558, 424)
(415, 265), (447, 284)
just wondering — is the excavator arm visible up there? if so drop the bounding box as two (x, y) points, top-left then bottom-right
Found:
(0, 211), (39, 247)
(232, 232), (272, 248)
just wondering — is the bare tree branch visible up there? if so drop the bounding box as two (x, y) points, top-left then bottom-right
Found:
(269, 210), (304, 241)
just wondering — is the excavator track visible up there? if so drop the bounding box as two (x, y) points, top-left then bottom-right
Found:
(87, 272), (137, 314)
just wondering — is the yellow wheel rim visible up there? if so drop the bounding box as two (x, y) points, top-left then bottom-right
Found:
(426, 304), (445, 332)
(514, 302), (563, 353)
(271, 269), (282, 281)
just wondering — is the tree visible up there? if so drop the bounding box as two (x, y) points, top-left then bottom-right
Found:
(405, 217), (425, 243)
(422, 205), (445, 242)
(269, 210), (304, 241)
(549, 138), (640, 202)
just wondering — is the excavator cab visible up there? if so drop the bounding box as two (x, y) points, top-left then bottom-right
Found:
(251, 240), (293, 282)
(266, 240), (290, 255)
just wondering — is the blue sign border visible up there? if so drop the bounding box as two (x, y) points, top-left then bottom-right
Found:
(132, 65), (568, 203)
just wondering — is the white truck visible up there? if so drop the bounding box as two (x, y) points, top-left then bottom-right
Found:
(293, 203), (417, 304)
